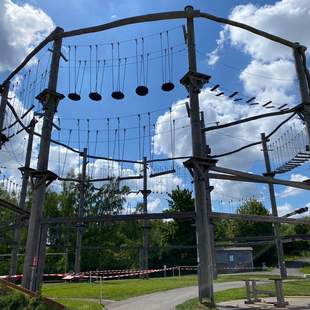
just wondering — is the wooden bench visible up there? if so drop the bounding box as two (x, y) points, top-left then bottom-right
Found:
(243, 278), (288, 308)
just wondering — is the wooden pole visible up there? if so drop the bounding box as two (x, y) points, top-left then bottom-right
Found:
(293, 44), (310, 144)
(185, 6), (215, 306)
(141, 156), (150, 277)
(261, 132), (287, 279)
(10, 119), (36, 276)
(22, 27), (64, 291)
(200, 111), (217, 279)
(74, 148), (87, 273)
(0, 81), (9, 132)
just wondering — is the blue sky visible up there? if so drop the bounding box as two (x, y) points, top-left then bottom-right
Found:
(0, 0), (310, 215)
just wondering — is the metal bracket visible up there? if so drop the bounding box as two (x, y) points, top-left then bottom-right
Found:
(35, 88), (65, 111)
(140, 189), (152, 197)
(21, 167), (58, 190)
(180, 71), (211, 93)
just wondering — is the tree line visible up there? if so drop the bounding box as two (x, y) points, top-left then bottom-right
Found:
(0, 171), (309, 275)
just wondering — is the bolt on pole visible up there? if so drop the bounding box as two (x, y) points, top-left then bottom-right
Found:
(10, 119), (36, 276)
(74, 147), (87, 273)
(22, 27), (64, 291)
(261, 133), (287, 279)
(185, 5), (215, 306)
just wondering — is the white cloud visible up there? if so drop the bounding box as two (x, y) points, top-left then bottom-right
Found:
(278, 202), (310, 217)
(226, 1), (310, 62)
(0, 0), (54, 72)
(148, 198), (161, 212)
(279, 173), (309, 198)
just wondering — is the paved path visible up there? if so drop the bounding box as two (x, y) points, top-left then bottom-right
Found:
(218, 297), (310, 309)
(105, 281), (246, 310)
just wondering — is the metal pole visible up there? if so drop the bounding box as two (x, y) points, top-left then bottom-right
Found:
(261, 133), (287, 279)
(141, 156), (150, 276)
(185, 5), (215, 306)
(22, 27), (64, 291)
(10, 119), (36, 276)
(293, 45), (310, 144)
(74, 147), (87, 273)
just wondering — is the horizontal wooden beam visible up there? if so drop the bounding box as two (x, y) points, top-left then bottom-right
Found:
(211, 212), (310, 225)
(41, 211), (196, 224)
(203, 107), (298, 132)
(0, 198), (30, 216)
(209, 165), (310, 190)
(198, 12), (296, 49)
(208, 172), (267, 184)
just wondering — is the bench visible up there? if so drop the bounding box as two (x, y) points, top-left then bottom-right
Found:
(244, 278), (288, 308)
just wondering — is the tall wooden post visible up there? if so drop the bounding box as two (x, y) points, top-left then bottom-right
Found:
(74, 147), (87, 273)
(261, 133), (287, 279)
(184, 6), (215, 306)
(293, 44), (310, 143)
(200, 111), (217, 279)
(0, 81), (10, 146)
(0, 81), (9, 131)
(22, 27), (64, 291)
(141, 156), (151, 275)
(10, 119), (36, 276)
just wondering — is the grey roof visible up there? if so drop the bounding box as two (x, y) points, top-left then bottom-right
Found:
(216, 247), (253, 251)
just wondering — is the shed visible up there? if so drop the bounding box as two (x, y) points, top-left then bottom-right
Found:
(215, 247), (253, 273)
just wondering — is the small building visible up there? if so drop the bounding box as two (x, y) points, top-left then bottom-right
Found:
(215, 247), (253, 273)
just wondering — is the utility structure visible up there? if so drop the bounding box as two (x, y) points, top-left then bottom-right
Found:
(1, 4), (310, 308)
(0, 81), (10, 145)
(74, 148), (88, 273)
(261, 132), (287, 279)
(181, 6), (215, 306)
(10, 118), (36, 276)
(140, 156), (151, 275)
(293, 45), (310, 143)
(22, 27), (65, 292)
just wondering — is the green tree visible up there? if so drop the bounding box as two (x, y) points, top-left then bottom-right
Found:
(158, 186), (197, 266)
(233, 199), (276, 266)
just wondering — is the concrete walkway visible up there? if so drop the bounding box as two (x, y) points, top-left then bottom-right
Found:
(105, 281), (245, 310)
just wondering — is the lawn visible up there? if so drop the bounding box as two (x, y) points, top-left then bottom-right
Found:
(43, 276), (198, 301)
(42, 274), (303, 310)
(300, 265), (310, 274)
(42, 273), (281, 301)
(54, 299), (102, 310)
(176, 279), (310, 310)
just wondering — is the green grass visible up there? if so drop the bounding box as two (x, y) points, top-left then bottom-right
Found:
(43, 276), (198, 301)
(42, 274), (304, 310)
(300, 265), (310, 274)
(42, 274), (279, 302)
(54, 299), (102, 310)
(176, 279), (310, 310)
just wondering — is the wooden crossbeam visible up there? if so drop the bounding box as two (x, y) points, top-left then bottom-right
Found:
(211, 212), (310, 225)
(0, 198), (29, 216)
(41, 212), (196, 225)
(209, 165), (310, 190)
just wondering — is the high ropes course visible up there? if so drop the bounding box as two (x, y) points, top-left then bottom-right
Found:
(0, 5), (310, 307)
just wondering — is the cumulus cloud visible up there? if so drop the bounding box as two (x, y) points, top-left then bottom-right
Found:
(152, 0), (310, 201)
(278, 201), (310, 217)
(0, 0), (54, 72)
(215, 0), (310, 62)
(279, 173), (309, 198)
